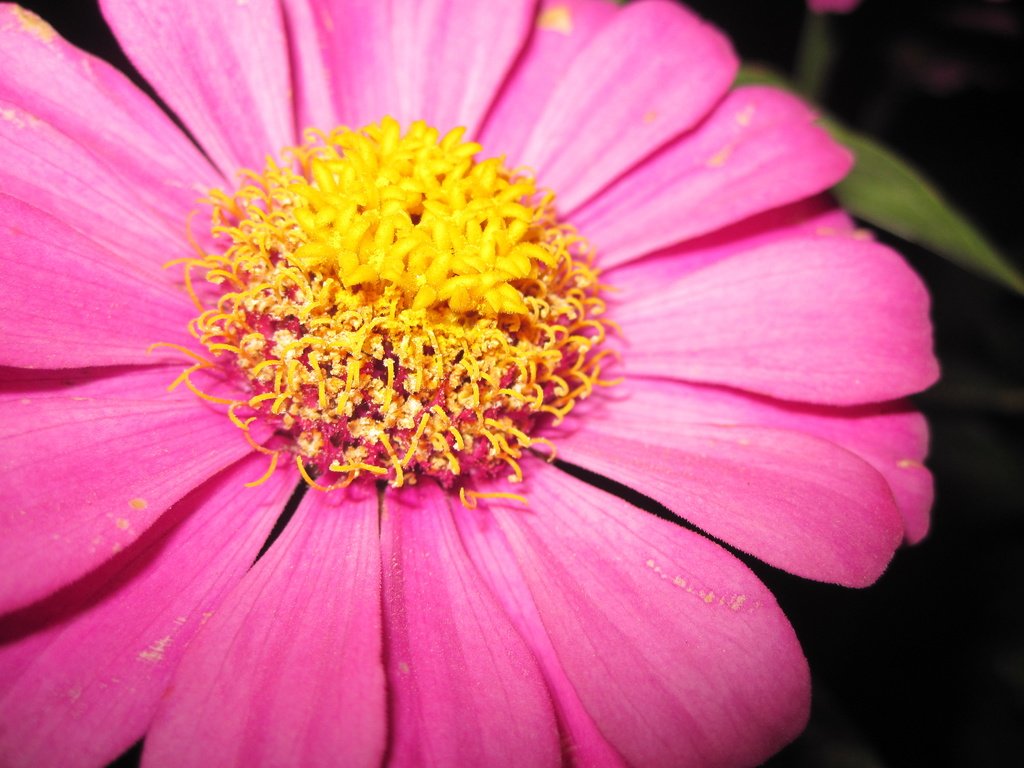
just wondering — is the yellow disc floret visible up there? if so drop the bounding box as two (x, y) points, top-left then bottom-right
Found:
(172, 118), (615, 491)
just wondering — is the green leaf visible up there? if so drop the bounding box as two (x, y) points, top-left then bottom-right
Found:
(734, 65), (794, 90)
(823, 121), (1024, 295)
(734, 66), (1024, 295)
(794, 11), (835, 101)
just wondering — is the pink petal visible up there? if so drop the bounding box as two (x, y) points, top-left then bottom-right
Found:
(615, 234), (940, 405)
(0, 366), (254, 614)
(0, 196), (194, 369)
(1, 364), (182, 400)
(561, 423), (905, 585)
(0, 6), (219, 210)
(0, 456), (293, 768)
(381, 482), (561, 767)
(559, 370), (930, 545)
(99, 0), (295, 174)
(142, 485), (385, 768)
(551, 400), (905, 587)
(280, 0), (337, 132)
(327, 0), (536, 136)
(809, 0), (861, 13)
(0, 100), (190, 270)
(515, 1), (737, 211)
(605, 197), (854, 294)
(481, 0), (619, 163)
(486, 460), (810, 767)
(575, 86), (853, 269)
(452, 502), (628, 767)
(310, 0), (398, 129)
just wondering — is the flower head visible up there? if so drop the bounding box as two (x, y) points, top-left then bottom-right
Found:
(181, 118), (612, 492)
(808, 0), (862, 14)
(0, 1), (937, 767)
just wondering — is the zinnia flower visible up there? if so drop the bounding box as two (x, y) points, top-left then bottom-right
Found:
(808, 0), (862, 13)
(0, 1), (937, 766)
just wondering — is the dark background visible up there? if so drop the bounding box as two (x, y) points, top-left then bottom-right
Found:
(15, 0), (1024, 765)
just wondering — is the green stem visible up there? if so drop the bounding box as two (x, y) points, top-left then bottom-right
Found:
(794, 11), (835, 102)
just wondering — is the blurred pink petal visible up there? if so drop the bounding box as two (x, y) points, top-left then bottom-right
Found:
(809, 0), (862, 14)
(278, 0), (337, 132)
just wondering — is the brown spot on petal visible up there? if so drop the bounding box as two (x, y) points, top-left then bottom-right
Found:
(129, 498), (148, 510)
(138, 635), (173, 663)
(537, 5), (573, 34)
(897, 458), (925, 470)
(12, 7), (56, 43)
(706, 145), (733, 168)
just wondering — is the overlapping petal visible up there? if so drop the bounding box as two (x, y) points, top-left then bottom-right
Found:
(575, 85), (853, 268)
(142, 485), (385, 768)
(615, 234), (939, 405)
(552, 381), (913, 585)
(0, 102), (191, 269)
(0, 365), (253, 614)
(559, 377), (932, 544)
(381, 482), (561, 767)
(605, 197), (854, 294)
(0, 196), (196, 370)
(0, 456), (293, 768)
(0, 0), (937, 765)
(0, 5), (219, 208)
(99, 0), (295, 174)
(484, 460), (810, 767)
(279, 0), (338, 132)
(513, 0), (737, 210)
(481, 0), (619, 162)
(323, 0), (536, 136)
(453, 500), (632, 768)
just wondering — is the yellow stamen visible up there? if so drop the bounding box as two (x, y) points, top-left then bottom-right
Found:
(244, 451), (280, 488)
(459, 487), (529, 509)
(173, 118), (615, 491)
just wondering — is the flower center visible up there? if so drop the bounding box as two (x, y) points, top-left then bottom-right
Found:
(175, 118), (614, 493)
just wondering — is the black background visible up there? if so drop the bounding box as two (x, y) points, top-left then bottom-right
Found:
(12, 0), (1024, 765)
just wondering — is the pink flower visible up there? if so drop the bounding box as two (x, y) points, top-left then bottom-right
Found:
(0, 1), (937, 767)
(808, 0), (862, 13)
